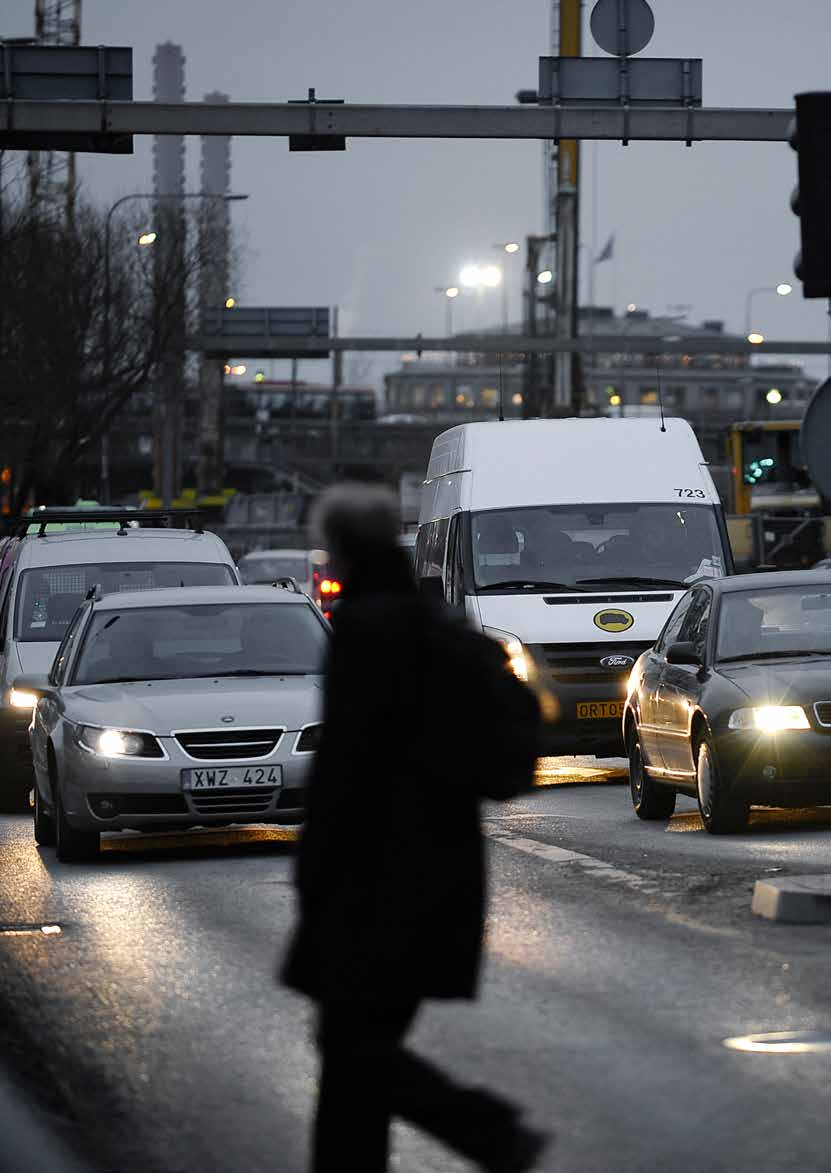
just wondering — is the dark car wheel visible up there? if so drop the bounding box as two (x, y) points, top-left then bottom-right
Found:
(33, 784), (56, 847)
(695, 734), (749, 835)
(628, 725), (676, 820)
(55, 785), (100, 862)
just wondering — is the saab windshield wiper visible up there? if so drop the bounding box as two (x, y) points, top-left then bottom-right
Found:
(576, 576), (688, 589)
(718, 650), (831, 663)
(477, 580), (579, 593)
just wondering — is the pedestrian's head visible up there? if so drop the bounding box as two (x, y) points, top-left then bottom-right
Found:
(311, 482), (403, 587)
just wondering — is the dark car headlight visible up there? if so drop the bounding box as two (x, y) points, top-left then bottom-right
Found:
(77, 726), (164, 758)
(728, 706), (810, 733)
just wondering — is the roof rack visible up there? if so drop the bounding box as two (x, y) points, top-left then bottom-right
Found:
(14, 508), (206, 539)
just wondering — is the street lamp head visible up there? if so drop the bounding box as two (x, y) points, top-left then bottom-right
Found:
(766, 387), (783, 404)
(137, 231), (157, 246)
(481, 264), (502, 288)
(459, 264), (481, 288)
(225, 296), (237, 309)
(445, 286), (459, 299)
(537, 269), (553, 285)
(747, 332), (765, 345)
(776, 283), (793, 296)
(504, 242), (520, 254)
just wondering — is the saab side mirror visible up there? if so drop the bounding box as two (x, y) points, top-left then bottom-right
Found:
(418, 576), (445, 605)
(665, 641), (703, 667)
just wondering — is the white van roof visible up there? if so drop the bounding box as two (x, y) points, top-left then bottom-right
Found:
(424, 418), (718, 512)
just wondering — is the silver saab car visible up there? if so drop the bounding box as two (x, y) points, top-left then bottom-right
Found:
(17, 585), (329, 861)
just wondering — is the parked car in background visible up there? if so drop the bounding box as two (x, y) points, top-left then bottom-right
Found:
(624, 570), (831, 833)
(20, 584), (329, 860)
(0, 509), (238, 809)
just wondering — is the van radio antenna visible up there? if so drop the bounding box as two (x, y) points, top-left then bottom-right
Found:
(498, 352), (505, 422)
(655, 357), (667, 433)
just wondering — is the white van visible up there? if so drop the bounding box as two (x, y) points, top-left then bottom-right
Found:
(415, 418), (734, 757)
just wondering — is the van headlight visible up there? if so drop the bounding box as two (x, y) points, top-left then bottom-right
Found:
(483, 627), (529, 682)
(77, 726), (164, 758)
(9, 689), (38, 709)
(728, 706), (810, 732)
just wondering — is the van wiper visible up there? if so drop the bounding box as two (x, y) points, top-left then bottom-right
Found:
(575, 576), (688, 589)
(477, 580), (579, 593)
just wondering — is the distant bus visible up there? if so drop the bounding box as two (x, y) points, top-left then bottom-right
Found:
(232, 382), (376, 423)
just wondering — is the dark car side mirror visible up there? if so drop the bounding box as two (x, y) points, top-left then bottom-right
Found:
(665, 641), (703, 667)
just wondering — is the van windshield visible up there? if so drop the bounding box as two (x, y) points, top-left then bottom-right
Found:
(15, 562), (234, 642)
(471, 504), (724, 592)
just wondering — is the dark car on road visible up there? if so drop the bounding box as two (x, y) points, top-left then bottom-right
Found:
(624, 571), (831, 833)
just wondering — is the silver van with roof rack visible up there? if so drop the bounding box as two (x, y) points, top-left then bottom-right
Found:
(0, 509), (238, 806)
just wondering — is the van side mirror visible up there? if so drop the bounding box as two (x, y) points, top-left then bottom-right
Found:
(12, 673), (53, 698)
(665, 641), (703, 667)
(418, 576), (445, 605)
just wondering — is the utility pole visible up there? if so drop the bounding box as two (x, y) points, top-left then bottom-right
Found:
(552, 0), (582, 413)
(523, 233), (555, 418)
(197, 90), (231, 502)
(29, 0), (81, 225)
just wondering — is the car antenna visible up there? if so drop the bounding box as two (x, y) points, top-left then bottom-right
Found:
(498, 351), (505, 422)
(655, 357), (667, 433)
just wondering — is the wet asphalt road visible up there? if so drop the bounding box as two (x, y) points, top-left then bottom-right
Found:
(3, 759), (831, 1173)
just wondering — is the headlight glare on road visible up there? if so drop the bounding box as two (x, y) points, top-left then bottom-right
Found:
(728, 705), (810, 732)
(78, 726), (160, 757)
(9, 688), (37, 709)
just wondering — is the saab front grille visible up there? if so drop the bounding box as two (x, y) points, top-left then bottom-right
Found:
(189, 787), (278, 816)
(175, 728), (283, 760)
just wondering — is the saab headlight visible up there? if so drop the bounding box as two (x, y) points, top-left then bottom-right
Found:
(728, 706), (810, 733)
(483, 627), (529, 683)
(78, 726), (163, 758)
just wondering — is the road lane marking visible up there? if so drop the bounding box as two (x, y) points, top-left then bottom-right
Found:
(486, 829), (659, 893)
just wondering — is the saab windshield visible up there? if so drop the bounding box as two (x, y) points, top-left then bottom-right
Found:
(72, 602), (328, 684)
(471, 504), (725, 591)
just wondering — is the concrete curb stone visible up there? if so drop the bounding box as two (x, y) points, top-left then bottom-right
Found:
(752, 874), (831, 923)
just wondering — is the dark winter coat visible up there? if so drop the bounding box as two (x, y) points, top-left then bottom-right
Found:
(282, 552), (540, 1005)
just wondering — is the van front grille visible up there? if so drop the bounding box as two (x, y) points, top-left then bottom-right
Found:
(531, 642), (652, 684)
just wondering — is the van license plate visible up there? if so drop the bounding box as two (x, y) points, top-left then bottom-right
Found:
(577, 701), (624, 720)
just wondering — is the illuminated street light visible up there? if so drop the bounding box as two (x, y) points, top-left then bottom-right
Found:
(537, 270), (553, 285)
(481, 265), (502, 288)
(459, 264), (481, 287)
(446, 286), (459, 299)
(747, 332), (765, 345)
(504, 242), (520, 254)
(776, 283), (793, 296)
(137, 231), (157, 246)
(627, 302), (637, 313)
(225, 296), (237, 309)
(766, 387), (783, 404)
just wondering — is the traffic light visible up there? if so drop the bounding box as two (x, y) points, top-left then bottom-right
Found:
(791, 93), (831, 298)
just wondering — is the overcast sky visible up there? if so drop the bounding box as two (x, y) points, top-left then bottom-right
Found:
(4, 0), (831, 385)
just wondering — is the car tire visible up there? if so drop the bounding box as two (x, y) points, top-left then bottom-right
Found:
(55, 784), (99, 862)
(628, 725), (676, 820)
(695, 734), (748, 835)
(33, 784), (56, 847)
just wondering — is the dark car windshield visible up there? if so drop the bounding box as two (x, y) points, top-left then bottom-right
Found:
(15, 562), (234, 643)
(238, 554), (309, 584)
(71, 602), (328, 685)
(471, 503), (725, 591)
(716, 586), (831, 662)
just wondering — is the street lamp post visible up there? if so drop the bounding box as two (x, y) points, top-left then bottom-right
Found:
(434, 285), (459, 336)
(101, 191), (247, 505)
(743, 283), (792, 342)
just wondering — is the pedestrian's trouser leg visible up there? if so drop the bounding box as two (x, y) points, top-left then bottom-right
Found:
(313, 1001), (418, 1173)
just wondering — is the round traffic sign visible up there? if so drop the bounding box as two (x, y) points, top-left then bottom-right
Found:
(801, 377), (831, 501)
(590, 0), (655, 57)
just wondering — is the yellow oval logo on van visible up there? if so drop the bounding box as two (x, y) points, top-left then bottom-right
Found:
(593, 608), (634, 633)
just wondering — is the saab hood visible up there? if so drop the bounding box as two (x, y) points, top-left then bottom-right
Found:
(61, 675), (324, 734)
